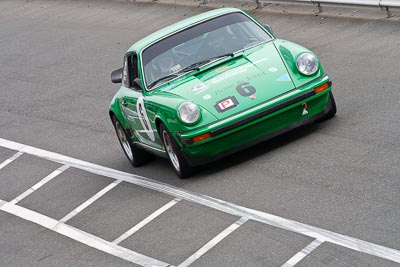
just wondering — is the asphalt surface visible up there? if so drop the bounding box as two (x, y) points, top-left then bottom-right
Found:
(1, 0), (400, 266)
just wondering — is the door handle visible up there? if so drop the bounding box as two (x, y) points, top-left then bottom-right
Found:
(121, 100), (128, 107)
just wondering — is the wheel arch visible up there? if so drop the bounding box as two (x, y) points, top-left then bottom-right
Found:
(155, 117), (163, 135)
(154, 115), (183, 149)
(109, 99), (129, 130)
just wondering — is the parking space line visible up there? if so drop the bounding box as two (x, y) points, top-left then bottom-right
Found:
(10, 165), (70, 205)
(0, 151), (23, 170)
(0, 199), (173, 267)
(60, 179), (122, 223)
(178, 217), (249, 267)
(281, 239), (324, 267)
(1, 138), (400, 264)
(113, 197), (181, 245)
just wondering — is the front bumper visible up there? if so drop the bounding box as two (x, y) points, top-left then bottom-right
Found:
(176, 76), (333, 166)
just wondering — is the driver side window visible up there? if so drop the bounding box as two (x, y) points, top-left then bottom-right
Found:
(123, 53), (139, 89)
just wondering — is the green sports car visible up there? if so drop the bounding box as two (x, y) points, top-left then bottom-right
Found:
(109, 8), (336, 178)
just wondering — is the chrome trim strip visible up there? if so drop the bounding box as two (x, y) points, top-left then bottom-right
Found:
(134, 142), (166, 154)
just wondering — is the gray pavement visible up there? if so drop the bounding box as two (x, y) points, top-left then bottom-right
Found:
(1, 0), (400, 266)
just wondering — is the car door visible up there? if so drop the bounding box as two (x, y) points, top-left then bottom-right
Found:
(120, 53), (161, 149)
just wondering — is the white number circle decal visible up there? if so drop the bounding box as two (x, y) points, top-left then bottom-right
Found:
(136, 97), (155, 141)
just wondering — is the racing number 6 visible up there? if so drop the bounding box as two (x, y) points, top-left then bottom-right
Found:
(236, 82), (256, 97)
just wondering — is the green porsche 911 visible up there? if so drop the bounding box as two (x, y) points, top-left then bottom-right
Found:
(109, 7), (336, 178)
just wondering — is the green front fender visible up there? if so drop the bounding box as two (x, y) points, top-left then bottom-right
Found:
(274, 39), (325, 88)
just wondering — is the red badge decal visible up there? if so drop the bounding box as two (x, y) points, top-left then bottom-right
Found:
(302, 103), (309, 115)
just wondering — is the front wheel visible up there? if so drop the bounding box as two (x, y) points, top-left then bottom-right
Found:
(112, 116), (151, 167)
(159, 124), (192, 179)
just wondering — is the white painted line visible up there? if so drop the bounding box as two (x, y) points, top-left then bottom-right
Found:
(113, 197), (181, 245)
(10, 165), (70, 205)
(0, 151), (23, 170)
(0, 199), (173, 267)
(60, 179), (122, 223)
(1, 138), (400, 264)
(281, 239), (324, 267)
(178, 217), (248, 267)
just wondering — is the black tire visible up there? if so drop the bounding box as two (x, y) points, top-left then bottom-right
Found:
(316, 91), (337, 123)
(112, 116), (151, 167)
(159, 124), (192, 179)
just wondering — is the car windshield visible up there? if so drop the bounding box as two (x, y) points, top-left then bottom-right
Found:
(142, 12), (272, 89)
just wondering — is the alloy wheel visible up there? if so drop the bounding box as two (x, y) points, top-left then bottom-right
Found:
(162, 130), (180, 172)
(115, 121), (133, 161)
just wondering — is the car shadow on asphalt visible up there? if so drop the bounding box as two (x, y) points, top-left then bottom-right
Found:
(191, 122), (326, 179)
(116, 121), (334, 183)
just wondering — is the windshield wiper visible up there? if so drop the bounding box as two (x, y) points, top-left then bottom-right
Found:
(148, 73), (179, 89)
(148, 53), (236, 89)
(178, 53), (235, 74)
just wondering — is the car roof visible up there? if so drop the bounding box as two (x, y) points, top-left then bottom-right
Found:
(127, 7), (242, 53)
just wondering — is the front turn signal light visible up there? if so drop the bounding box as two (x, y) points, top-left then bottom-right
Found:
(192, 132), (211, 143)
(314, 82), (330, 94)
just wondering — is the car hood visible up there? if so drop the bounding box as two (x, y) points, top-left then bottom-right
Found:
(158, 42), (296, 120)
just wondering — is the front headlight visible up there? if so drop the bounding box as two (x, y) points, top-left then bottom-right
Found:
(178, 102), (201, 125)
(296, 53), (318, 76)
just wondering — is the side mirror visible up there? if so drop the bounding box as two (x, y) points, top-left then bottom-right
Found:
(264, 23), (273, 36)
(133, 78), (143, 90)
(111, 68), (123, 83)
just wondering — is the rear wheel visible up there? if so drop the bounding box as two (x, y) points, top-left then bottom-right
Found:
(112, 116), (151, 167)
(316, 91), (337, 122)
(159, 124), (192, 179)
